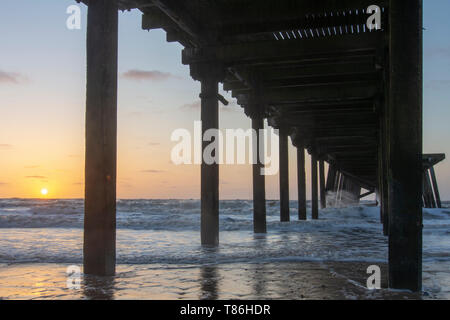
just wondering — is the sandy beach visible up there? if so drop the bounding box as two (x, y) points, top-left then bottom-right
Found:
(1, 199), (449, 300)
(0, 261), (443, 300)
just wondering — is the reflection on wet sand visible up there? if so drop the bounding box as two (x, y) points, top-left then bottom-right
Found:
(199, 266), (219, 300)
(0, 262), (430, 299)
(82, 274), (116, 300)
(251, 263), (267, 299)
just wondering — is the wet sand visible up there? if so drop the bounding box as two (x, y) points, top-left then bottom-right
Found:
(0, 262), (431, 300)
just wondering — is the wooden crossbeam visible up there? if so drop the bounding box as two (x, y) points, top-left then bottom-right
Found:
(296, 127), (377, 137)
(225, 72), (379, 92)
(272, 98), (374, 108)
(218, 12), (386, 41)
(183, 33), (382, 65)
(277, 112), (377, 123)
(142, 6), (174, 30)
(217, 0), (388, 26)
(423, 153), (446, 169)
(320, 145), (376, 152)
(325, 166), (376, 189)
(259, 62), (379, 79)
(269, 107), (376, 117)
(236, 83), (378, 104)
(270, 106), (374, 116)
(150, 0), (209, 45)
(315, 136), (376, 143)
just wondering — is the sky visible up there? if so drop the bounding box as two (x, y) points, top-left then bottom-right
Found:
(0, 0), (449, 200)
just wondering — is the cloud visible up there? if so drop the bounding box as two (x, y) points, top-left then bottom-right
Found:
(141, 169), (165, 173)
(25, 175), (47, 179)
(425, 80), (450, 90)
(0, 182), (8, 186)
(180, 101), (201, 110)
(121, 69), (181, 82)
(0, 144), (13, 150)
(0, 71), (27, 84)
(24, 165), (40, 169)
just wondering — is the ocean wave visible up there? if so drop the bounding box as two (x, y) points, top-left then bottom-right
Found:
(0, 199), (448, 231)
(0, 200), (448, 267)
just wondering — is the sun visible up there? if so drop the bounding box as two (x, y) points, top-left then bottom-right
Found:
(40, 188), (48, 196)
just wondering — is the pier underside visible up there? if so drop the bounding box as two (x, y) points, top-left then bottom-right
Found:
(79, 0), (427, 291)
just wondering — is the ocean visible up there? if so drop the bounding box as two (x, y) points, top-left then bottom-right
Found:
(0, 199), (449, 299)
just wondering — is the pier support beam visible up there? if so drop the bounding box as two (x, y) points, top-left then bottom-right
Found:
(191, 63), (225, 246)
(429, 167), (442, 208)
(297, 147), (307, 220)
(380, 113), (389, 235)
(311, 154), (319, 219)
(252, 117), (267, 233)
(423, 171), (436, 208)
(84, 0), (118, 276)
(326, 165), (337, 195)
(279, 129), (290, 222)
(388, 0), (423, 291)
(337, 173), (344, 206)
(319, 159), (326, 209)
(327, 166), (339, 207)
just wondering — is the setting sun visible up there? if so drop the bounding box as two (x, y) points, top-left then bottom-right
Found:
(40, 188), (48, 196)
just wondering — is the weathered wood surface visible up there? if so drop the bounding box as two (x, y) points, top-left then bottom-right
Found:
(84, 0), (118, 276)
(319, 160), (326, 209)
(199, 67), (221, 245)
(387, 0), (422, 292)
(252, 117), (267, 233)
(279, 130), (290, 222)
(297, 147), (307, 220)
(311, 154), (319, 220)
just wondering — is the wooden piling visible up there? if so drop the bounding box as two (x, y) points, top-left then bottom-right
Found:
(325, 165), (336, 194)
(200, 71), (220, 245)
(429, 167), (442, 208)
(252, 117), (267, 233)
(381, 57), (390, 237)
(336, 173), (344, 207)
(319, 159), (326, 209)
(423, 170), (435, 208)
(331, 170), (340, 207)
(190, 62), (225, 246)
(380, 123), (389, 235)
(311, 154), (319, 219)
(427, 170), (437, 208)
(333, 171), (340, 193)
(84, 0), (118, 276)
(297, 147), (307, 220)
(388, 0), (423, 291)
(279, 130), (290, 222)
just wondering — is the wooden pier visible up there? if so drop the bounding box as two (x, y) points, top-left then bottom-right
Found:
(79, 0), (429, 291)
(422, 154), (445, 209)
